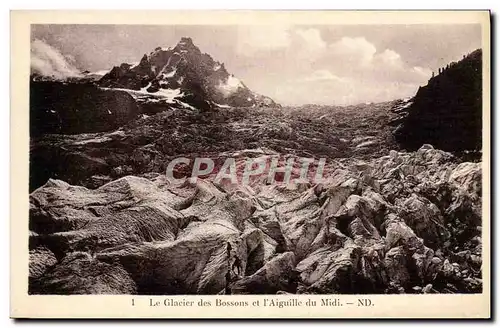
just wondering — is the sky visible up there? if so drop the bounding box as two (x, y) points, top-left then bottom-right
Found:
(31, 24), (482, 106)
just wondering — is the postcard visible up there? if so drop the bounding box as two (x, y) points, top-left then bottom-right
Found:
(10, 10), (490, 319)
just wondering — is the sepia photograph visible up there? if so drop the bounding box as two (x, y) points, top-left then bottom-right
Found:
(11, 10), (490, 318)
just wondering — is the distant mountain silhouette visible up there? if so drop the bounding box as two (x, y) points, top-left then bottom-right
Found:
(394, 49), (482, 152)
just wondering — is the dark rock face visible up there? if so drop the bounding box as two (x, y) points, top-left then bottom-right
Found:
(98, 37), (278, 109)
(30, 81), (140, 135)
(394, 49), (482, 152)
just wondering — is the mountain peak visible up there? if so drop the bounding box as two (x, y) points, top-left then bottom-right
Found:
(179, 37), (194, 45)
(98, 37), (279, 109)
(174, 37), (199, 53)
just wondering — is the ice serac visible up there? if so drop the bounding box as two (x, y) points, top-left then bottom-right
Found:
(98, 37), (279, 110)
(29, 145), (482, 295)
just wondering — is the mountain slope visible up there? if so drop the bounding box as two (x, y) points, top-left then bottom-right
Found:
(30, 81), (140, 135)
(98, 37), (278, 110)
(394, 49), (482, 152)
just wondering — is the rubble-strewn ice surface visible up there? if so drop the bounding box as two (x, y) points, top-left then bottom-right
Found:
(29, 145), (482, 295)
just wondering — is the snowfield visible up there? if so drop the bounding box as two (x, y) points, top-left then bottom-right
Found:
(101, 86), (183, 104)
(218, 75), (244, 97)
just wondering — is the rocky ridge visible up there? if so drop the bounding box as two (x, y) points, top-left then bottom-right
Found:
(394, 49), (482, 152)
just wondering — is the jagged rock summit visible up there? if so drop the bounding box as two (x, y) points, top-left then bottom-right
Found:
(98, 37), (278, 109)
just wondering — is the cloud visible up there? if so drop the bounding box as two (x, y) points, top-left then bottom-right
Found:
(31, 39), (82, 78)
(295, 28), (327, 52)
(264, 33), (433, 105)
(236, 26), (291, 54)
(412, 66), (433, 77)
(302, 70), (344, 82)
(236, 27), (326, 57)
(279, 73), (420, 106)
(375, 49), (403, 67)
(275, 73), (355, 106)
(325, 37), (430, 83)
(234, 27), (431, 100)
(329, 37), (377, 67)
